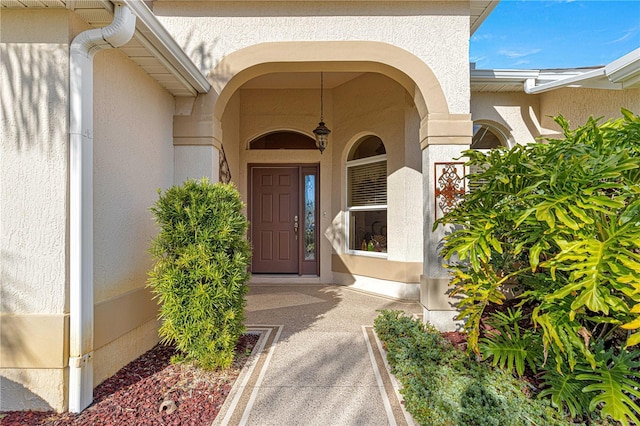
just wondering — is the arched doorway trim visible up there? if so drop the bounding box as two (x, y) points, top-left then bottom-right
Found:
(204, 41), (451, 122)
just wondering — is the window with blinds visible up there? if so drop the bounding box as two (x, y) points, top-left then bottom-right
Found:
(346, 136), (388, 254)
(348, 160), (387, 207)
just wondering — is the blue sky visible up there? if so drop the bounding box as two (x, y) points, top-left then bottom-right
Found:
(470, 0), (640, 70)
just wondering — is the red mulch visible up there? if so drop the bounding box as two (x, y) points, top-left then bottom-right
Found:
(0, 334), (258, 426)
(441, 331), (468, 352)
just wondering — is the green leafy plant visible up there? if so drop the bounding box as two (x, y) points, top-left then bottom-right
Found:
(148, 179), (251, 370)
(577, 345), (640, 426)
(539, 367), (590, 419)
(479, 307), (541, 377)
(436, 109), (640, 423)
(374, 310), (568, 426)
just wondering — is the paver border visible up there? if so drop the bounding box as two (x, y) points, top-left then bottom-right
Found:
(213, 325), (283, 426)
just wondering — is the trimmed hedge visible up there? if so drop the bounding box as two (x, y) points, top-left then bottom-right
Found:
(374, 310), (570, 426)
(148, 179), (251, 370)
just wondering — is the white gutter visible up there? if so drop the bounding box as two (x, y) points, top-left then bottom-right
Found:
(605, 48), (640, 88)
(68, 3), (136, 413)
(524, 67), (608, 94)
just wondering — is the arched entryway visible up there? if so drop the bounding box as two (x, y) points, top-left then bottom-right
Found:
(172, 41), (473, 328)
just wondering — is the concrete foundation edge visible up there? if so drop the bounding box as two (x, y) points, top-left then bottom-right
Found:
(333, 272), (420, 301)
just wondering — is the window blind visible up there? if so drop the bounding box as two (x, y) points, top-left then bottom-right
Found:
(348, 160), (387, 206)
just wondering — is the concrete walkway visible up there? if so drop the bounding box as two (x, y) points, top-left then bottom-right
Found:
(214, 283), (421, 426)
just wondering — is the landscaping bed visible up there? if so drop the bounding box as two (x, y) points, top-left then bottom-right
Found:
(375, 310), (572, 426)
(0, 334), (258, 426)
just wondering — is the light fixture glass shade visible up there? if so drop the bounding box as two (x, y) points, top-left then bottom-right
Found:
(313, 121), (331, 153)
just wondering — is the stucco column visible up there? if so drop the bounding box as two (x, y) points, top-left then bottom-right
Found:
(420, 113), (472, 331)
(173, 111), (222, 185)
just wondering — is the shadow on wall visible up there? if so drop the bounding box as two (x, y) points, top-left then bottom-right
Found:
(0, 250), (55, 411)
(0, 43), (66, 153)
(1, 250), (38, 365)
(519, 104), (544, 142)
(1, 43), (66, 411)
(181, 30), (216, 75)
(0, 377), (53, 412)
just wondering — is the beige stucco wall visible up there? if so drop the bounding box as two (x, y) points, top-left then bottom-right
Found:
(539, 87), (640, 133)
(91, 45), (175, 379)
(93, 48), (174, 302)
(470, 91), (544, 145)
(0, 9), (73, 412)
(0, 9), (70, 316)
(221, 89), (241, 181)
(1, 8), (176, 411)
(471, 88), (640, 145)
(153, 0), (471, 115)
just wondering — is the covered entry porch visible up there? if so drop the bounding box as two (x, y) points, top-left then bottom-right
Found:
(173, 41), (473, 328)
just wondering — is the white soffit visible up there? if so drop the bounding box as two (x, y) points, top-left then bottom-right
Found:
(1, 0), (210, 97)
(470, 0), (499, 35)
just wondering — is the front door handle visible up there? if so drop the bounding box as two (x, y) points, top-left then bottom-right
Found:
(294, 215), (299, 239)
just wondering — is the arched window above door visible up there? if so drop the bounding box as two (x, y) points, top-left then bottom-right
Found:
(249, 131), (317, 150)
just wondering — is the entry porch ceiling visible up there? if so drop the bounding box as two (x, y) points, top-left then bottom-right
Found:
(1, 0), (209, 97)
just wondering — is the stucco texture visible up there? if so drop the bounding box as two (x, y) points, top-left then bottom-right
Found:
(470, 91), (544, 145)
(0, 9), (75, 412)
(1, 11), (70, 316)
(153, 0), (471, 114)
(539, 87), (640, 133)
(92, 49), (175, 304)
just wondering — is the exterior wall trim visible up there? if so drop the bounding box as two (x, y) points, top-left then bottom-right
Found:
(207, 41), (449, 121)
(331, 254), (422, 284)
(94, 287), (158, 351)
(0, 314), (70, 369)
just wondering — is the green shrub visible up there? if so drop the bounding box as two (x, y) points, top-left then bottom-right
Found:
(374, 310), (567, 426)
(435, 110), (640, 424)
(147, 179), (251, 370)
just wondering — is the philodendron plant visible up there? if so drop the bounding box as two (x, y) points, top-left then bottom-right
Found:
(436, 109), (640, 425)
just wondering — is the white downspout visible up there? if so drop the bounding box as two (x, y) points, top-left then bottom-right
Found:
(68, 3), (136, 413)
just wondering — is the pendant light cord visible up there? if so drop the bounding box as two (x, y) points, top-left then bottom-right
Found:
(320, 72), (324, 122)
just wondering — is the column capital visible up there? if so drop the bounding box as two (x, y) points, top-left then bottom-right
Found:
(173, 115), (222, 149)
(420, 113), (473, 150)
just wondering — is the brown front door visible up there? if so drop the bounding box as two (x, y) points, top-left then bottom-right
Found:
(250, 164), (320, 275)
(251, 167), (300, 273)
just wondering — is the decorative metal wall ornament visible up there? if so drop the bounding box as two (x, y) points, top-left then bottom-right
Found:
(434, 162), (466, 219)
(312, 72), (331, 153)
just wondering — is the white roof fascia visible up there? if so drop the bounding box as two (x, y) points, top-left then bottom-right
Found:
(524, 67), (615, 94)
(121, 0), (211, 94)
(605, 48), (640, 88)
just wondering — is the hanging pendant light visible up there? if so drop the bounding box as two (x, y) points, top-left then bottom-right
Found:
(313, 72), (331, 154)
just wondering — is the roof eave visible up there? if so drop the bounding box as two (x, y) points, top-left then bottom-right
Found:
(122, 0), (211, 95)
(470, 0), (500, 35)
(605, 48), (640, 88)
